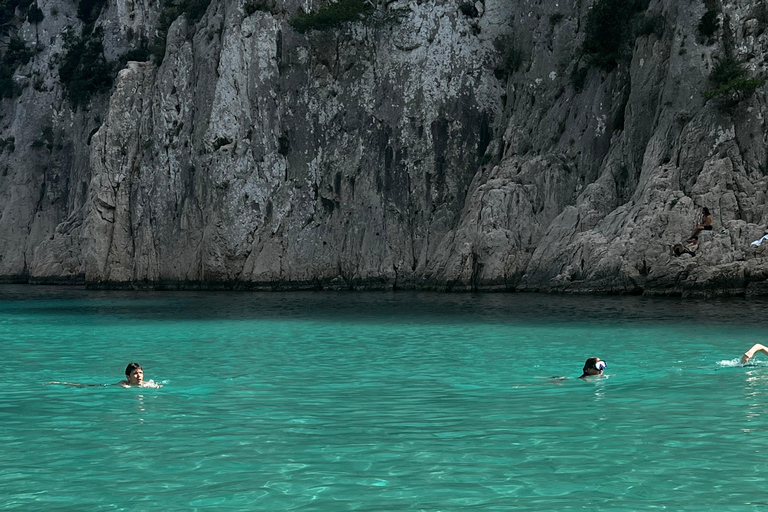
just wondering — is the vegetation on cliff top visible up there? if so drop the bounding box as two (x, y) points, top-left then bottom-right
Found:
(582, 0), (655, 70)
(0, 36), (34, 98)
(26, 3), (43, 23)
(58, 27), (113, 107)
(0, 0), (39, 98)
(150, 0), (213, 64)
(698, 9), (720, 38)
(289, 0), (373, 34)
(77, 0), (107, 24)
(569, 0), (664, 92)
(0, 0), (29, 36)
(244, 0), (277, 16)
(493, 36), (524, 80)
(55, 0), (210, 105)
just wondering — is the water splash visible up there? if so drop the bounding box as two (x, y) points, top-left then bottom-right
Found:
(718, 358), (768, 367)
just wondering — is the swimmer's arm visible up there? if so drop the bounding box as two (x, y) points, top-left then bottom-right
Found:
(741, 344), (768, 364)
(47, 381), (105, 388)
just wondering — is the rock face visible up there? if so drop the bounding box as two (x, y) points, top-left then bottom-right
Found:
(1, 0), (768, 296)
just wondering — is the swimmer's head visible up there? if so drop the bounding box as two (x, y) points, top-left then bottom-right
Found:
(582, 357), (606, 378)
(125, 362), (143, 385)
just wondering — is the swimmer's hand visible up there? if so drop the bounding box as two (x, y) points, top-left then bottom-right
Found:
(741, 353), (751, 364)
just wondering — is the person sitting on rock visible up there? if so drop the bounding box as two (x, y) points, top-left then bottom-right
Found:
(687, 207), (713, 243)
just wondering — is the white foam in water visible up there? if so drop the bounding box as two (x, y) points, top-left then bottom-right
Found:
(718, 358), (768, 367)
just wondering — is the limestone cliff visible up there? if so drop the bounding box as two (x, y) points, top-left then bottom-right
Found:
(1, 0), (767, 296)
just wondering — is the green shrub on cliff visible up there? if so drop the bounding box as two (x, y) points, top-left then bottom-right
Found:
(0, 0), (43, 99)
(703, 58), (765, 102)
(182, 0), (212, 24)
(0, 35), (35, 98)
(149, 2), (181, 64)
(582, 0), (651, 70)
(119, 38), (151, 65)
(31, 125), (53, 150)
(698, 9), (719, 38)
(5, 35), (34, 68)
(76, 0), (107, 24)
(493, 36), (524, 79)
(289, 0), (372, 34)
(58, 27), (113, 107)
(634, 12), (664, 37)
(0, 72), (15, 98)
(150, 0), (212, 64)
(244, 0), (275, 15)
(754, 3), (768, 36)
(26, 3), (43, 23)
(0, 0), (20, 35)
(0, 136), (15, 153)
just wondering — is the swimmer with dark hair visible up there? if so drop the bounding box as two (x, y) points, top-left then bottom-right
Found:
(118, 362), (161, 388)
(48, 362), (161, 388)
(580, 357), (607, 379)
(741, 344), (768, 364)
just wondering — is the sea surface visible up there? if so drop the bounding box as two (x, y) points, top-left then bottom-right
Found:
(2, 285), (768, 511)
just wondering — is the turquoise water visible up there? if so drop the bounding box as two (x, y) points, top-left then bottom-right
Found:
(2, 286), (768, 510)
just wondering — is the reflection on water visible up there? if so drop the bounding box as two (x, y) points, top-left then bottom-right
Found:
(135, 394), (145, 423)
(743, 368), (768, 430)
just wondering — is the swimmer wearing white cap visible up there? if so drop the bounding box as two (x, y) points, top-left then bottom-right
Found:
(580, 357), (607, 379)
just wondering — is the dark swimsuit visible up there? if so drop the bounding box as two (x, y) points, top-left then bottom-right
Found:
(704, 225), (713, 230)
